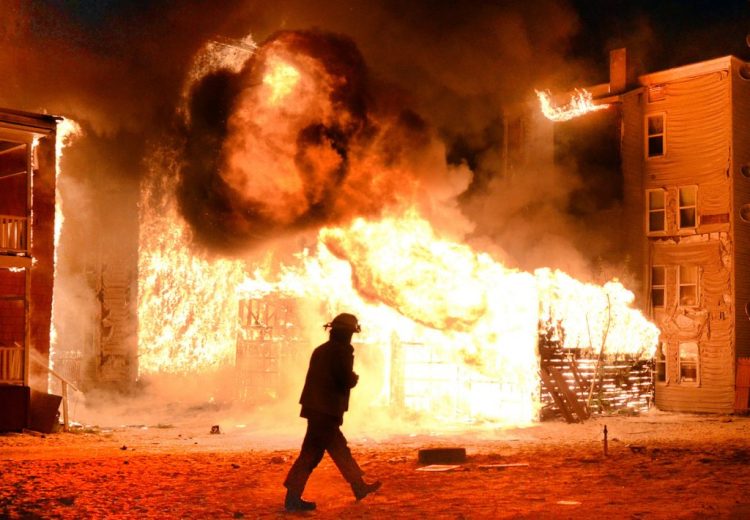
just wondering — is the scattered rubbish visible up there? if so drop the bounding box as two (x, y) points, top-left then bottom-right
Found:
(416, 464), (462, 472)
(270, 456), (285, 464)
(210, 425), (221, 435)
(387, 456), (409, 464)
(233, 512), (245, 519)
(119, 445), (127, 451)
(629, 445), (646, 454)
(477, 463), (529, 470)
(123, 460), (129, 465)
(418, 447), (466, 464)
(231, 463), (241, 469)
(557, 500), (581, 505)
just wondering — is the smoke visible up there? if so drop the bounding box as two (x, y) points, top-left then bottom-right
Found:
(177, 29), (472, 252)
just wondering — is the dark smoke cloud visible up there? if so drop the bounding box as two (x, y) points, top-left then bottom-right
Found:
(177, 29), (467, 251)
(177, 30), (368, 250)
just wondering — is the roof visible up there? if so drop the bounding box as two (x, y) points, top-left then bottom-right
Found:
(637, 55), (740, 86)
(0, 107), (60, 134)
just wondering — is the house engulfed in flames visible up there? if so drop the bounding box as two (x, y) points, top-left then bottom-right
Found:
(534, 50), (750, 414)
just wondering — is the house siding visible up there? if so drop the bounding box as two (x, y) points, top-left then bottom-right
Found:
(635, 62), (735, 413)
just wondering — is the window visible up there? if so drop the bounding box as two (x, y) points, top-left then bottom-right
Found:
(647, 189), (666, 233)
(678, 265), (699, 307)
(655, 341), (667, 383)
(678, 341), (699, 383)
(651, 265), (666, 311)
(678, 186), (697, 229)
(646, 114), (665, 158)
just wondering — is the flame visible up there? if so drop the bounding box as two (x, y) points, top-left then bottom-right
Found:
(536, 89), (609, 122)
(138, 190), (658, 426)
(135, 39), (658, 429)
(49, 118), (81, 382)
(263, 59), (301, 104)
(137, 170), (247, 373)
(53, 118), (82, 253)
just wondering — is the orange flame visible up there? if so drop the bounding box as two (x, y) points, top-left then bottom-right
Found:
(263, 59), (301, 104)
(53, 119), (82, 253)
(50, 118), (82, 378)
(536, 89), (609, 122)
(135, 40), (658, 429)
(138, 194), (659, 426)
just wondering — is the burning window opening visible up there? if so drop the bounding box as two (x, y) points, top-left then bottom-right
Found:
(536, 89), (610, 122)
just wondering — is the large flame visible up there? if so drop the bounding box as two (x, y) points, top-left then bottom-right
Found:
(138, 195), (659, 425)
(50, 118), (82, 375)
(536, 89), (609, 122)
(135, 35), (658, 429)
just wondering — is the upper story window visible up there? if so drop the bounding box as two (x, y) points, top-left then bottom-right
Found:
(678, 265), (699, 307)
(651, 265), (666, 312)
(646, 113), (665, 158)
(647, 189), (666, 233)
(678, 186), (697, 230)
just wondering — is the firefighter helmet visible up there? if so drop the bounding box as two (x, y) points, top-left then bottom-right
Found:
(324, 313), (361, 333)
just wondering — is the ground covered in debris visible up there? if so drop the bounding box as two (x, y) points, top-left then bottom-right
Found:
(2, 411), (750, 519)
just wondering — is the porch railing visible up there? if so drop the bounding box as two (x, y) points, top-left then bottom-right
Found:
(0, 215), (28, 255)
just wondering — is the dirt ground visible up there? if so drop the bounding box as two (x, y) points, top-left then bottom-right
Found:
(2, 410), (750, 519)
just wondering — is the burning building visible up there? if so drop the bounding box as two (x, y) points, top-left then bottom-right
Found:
(0, 108), (59, 430)
(538, 50), (750, 414)
(623, 55), (750, 414)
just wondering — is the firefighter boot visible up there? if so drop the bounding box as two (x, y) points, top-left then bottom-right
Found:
(351, 479), (382, 501)
(284, 490), (316, 512)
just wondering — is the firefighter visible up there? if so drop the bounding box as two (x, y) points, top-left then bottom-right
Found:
(283, 312), (381, 511)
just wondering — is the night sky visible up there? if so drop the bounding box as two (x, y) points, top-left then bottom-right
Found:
(4, 1), (749, 133)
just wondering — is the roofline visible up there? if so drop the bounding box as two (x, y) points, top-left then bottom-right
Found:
(0, 108), (61, 134)
(637, 55), (740, 86)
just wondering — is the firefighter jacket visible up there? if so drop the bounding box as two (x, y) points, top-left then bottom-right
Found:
(299, 339), (359, 423)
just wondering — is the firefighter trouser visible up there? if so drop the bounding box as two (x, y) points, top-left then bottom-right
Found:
(284, 413), (364, 495)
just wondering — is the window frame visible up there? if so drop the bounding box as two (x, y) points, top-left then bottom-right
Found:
(650, 265), (666, 314)
(646, 188), (667, 235)
(677, 264), (700, 308)
(678, 341), (700, 385)
(677, 185), (698, 232)
(645, 112), (666, 159)
(655, 341), (667, 384)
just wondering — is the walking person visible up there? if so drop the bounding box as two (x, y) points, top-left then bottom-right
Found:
(283, 313), (381, 511)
